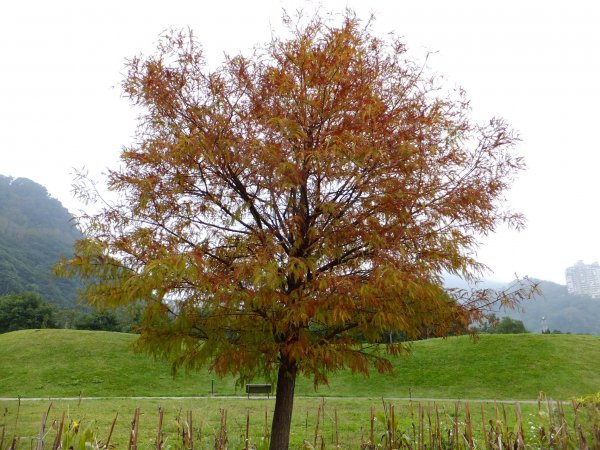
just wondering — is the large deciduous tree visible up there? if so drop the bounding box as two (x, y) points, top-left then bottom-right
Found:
(59, 12), (534, 448)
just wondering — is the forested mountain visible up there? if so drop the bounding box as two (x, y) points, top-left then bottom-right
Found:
(507, 280), (600, 335)
(0, 175), (82, 307)
(444, 274), (600, 335)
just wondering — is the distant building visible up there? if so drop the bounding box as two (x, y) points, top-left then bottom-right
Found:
(565, 260), (600, 298)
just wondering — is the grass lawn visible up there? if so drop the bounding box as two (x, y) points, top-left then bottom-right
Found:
(2, 330), (600, 448)
(1, 330), (599, 400)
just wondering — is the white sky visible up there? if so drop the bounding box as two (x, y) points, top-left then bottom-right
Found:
(2, 0), (599, 285)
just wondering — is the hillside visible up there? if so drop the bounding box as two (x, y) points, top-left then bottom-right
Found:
(443, 276), (600, 335)
(0, 175), (82, 307)
(1, 329), (599, 400)
(504, 280), (600, 334)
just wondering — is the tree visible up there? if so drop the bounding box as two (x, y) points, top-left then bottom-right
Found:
(0, 292), (57, 333)
(475, 314), (528, 334)
(58, 11), (534, 448)
(490, 316), (528, 334)
(74, 310), (121, 331)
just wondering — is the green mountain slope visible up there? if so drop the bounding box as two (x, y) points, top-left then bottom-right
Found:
(0, 175), (82, 307)
(1, 329), (599, 400)
(445, 277), (600, 335)
(512, 280), (600, 334)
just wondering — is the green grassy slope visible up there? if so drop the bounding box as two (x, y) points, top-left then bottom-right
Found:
(1, 329), (599, 399)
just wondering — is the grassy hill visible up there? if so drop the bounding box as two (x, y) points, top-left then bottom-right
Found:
(1, 329), (599, 400)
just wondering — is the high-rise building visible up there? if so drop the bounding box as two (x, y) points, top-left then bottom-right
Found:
(565, 261), (600, 298)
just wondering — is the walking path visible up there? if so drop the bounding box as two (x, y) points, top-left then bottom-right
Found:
(0, 395), (551, 404)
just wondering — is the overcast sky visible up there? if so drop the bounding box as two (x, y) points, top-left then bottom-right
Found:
(2, 0), (599, 284)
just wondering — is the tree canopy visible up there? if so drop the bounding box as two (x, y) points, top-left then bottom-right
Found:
(58, 11), (533, 448)
(0, 292), (57, 333)
(475, 314), (529, 334)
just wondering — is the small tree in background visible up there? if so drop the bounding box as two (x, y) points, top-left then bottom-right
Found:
(491, 316), (529, 334)
(74, 310), (121, 331)
(58, 11), (536, 448)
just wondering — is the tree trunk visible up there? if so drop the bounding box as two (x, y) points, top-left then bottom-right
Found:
(269, 356), (297, 450)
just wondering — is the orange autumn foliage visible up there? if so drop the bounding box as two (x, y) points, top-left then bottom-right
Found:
(58, 11), (535, 449)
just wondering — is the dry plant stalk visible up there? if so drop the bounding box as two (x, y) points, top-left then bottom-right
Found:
(245, 410), (250, 450)
(184, 410), (193, 450)
(502, 403), (508, 439)
(384, 402), (391, 450)
(426, 403), (433, 448)
(453, 403), (460, 450)
(263, 407), (269, 443)
(417, 402), (424, 450)
(369, 406), (375, 448)
(6, 401), (19, 450)
(313, 400), (324, 449)
(546, 396), (555, 432)
(515, 402), (525, 448)
(464, 403), (473, 449)
(435, 403), (442, 448)
(479, 403), (488, 449)
(51, 412), (65, 450)
(214, 408), (228, 450)
(103, 413), (118, 450)
(127, 407), (140, 450)
(35, 403), (52, 450)
(155, 407), (164, 450)
(557, 401), (569, 450)
(389, 403), (396, 450)
(334, 407), (339, 448)
(577, 424), (589, 450)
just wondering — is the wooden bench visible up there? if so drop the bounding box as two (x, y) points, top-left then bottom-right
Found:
(245, 384), (272, 398)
